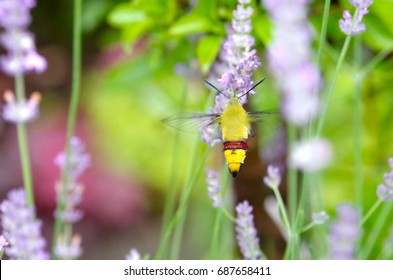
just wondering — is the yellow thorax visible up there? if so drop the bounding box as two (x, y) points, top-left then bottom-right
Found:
(220, 97), (250, 142)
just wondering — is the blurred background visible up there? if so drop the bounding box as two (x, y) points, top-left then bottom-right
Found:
(1, 0), (393, 259)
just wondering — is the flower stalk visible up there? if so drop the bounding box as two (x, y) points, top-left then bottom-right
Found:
(52, 0), (83, 258)
(0, 0), (47, 209)
(0, 189), (49, 259)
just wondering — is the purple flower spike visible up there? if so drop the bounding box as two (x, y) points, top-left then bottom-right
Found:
(376, 157), (393, 201)
(0, 188), (49, 260)
(349, 0), (373, 9)
(263, 165), (281, 190)
(377, 185), (393, 201)
(312, 211), (329, 225)
(199, 124), (222, 147)
(339, 0), (373, 35)
(329, 204), (361, 260)
(54, 235), (82, 260)
(0, 235), (9, 251)
(54, 136), (90, 224)
(2, 90), (41, 123)
(125, 248), (141, 260)
(54, 136), (91, 179)
(263, 0), (320, 126)
(0, 0), (46, 76)
(24, 50), (47, 73)
(206, 168), (223, 208)
(235, 201), (262, 260)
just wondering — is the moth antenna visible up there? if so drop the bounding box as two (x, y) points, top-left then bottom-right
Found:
(238, 78), (266, 99)
(204, 79), (227, 97)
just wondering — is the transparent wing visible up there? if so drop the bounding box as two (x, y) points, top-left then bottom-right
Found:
(247, 111), (281, 137)
(162, 113), (221, 133)
(247, 110), (279, 121)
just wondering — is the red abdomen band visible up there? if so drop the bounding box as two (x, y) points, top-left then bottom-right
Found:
(223, 141), (248, 150)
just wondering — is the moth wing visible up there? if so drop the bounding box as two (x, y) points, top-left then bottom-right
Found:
(247, 111), (280, 137)
(162, 113), (221, 133)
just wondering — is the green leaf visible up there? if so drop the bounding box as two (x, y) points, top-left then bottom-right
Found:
(140, 0), (177, 25)
(82, 0), (113, 33)
(107, 3), (148, 27)
(196, 35), (223, 74)
(193, 0), (218, 19)
(169, 14), (213, 35)
(120, 20), (152, 47)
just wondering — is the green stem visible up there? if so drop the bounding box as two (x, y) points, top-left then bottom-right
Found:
(65, 0), (82, 143)
(160, 84), (187, 248)
(208, 209), (223, 259)
(166, 82), (218, 259)
(295, 172), (307, 233)
(359, 201), (393, 259)
(286, 123), (298, 259)
(308, 173), (328, 258)
(14, 74), (35, 208)
(220, 207), (235, 222)
(52, 0), (82, 258)
(219, 171), (235, 222)
(155, 144), (209, 259)
(308, 0), (331, 138)
(316, 5), (364, 135)
(360, 199), (382, 226)
(317, 35), (352, 135)
(155, 203), (185, 259)
(316, 0), (331, 67)
(16, 125), (34, 207)
(302, 222), (315, 233)
(14, 73), (25, 101)
(353, 36), (363, 214)
(208, 169), (236, 259)
(273, 188), (292, 235)
(287, 124), (297, 225)
(169, 143), (209, 259)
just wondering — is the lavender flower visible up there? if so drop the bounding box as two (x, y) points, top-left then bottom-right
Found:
(263, 165), (281, 190)
(289, 137), (332, 172)
(54, 137), (91, 180)
(53, 137), (89, 259)
(199, 125), (222, 147)
(54, 234), (82, 259)
(376, 157), (393, 201)
(0, 0), (47, 76)
(54, 136), (90, 224)
(263, 0), (320, 126)
(0, 235), (8, 251)
(312, 211), (329, 225)
(235, 200), (262, 260)
(339, 0), (373, 35)
(206, 168), (223, 208)
(2, 90), (41, 123)
(125, 248), (141, 260)
(328, 204), (361, 260)
(0, 188), (49, 259)
(218, 4), (261, 104)
(201, 0), (261, 146)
